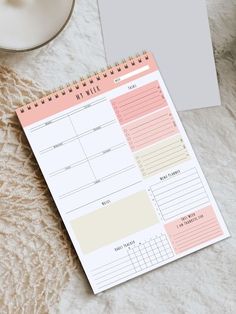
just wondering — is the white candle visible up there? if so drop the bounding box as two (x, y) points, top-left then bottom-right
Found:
(0, 0), (74, 51)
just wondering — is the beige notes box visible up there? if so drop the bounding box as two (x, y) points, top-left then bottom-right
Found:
(71, 191), (158, 254)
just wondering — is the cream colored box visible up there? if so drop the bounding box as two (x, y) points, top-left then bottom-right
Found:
(71, 191), (158, 254)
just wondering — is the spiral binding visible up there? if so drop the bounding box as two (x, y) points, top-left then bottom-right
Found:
(19, 51), (149, 113)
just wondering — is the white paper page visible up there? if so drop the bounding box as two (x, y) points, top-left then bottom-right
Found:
(16, 53), (229, 294)
(98, 0), (221, 111)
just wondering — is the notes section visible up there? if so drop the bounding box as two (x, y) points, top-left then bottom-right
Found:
(123, 107), (178, 151)
(112, 81), (167, 125)
(71, 191), (158, 254)
(150, 168), (210, 221)
(165, 206), (223, 254)
(135, 135), (190, 178)
(91, 234), (173, 291)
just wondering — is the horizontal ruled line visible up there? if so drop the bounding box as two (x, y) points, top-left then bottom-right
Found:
(163, 196), (209, 216)
(151, 169), (198, 192)
(121, 94), (164, 113)
(160, 191), (207, 211)
(121, 102), (166, 120)
(175, 230), (222, 251)
(165, 201), (211, 221)
(143, 151), (188, 173)
(155, 177), (201, 200)
(147, 156), (189, 177)
(174, 220), (219, 241)
(117, 88), (159, 106)
(131, 121), (174, 140)
(128, 113), (169, 132)
(173, 218), (217, 237)
(65, 180), (142, 214)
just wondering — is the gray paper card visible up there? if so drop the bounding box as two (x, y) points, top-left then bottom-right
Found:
(98, 0), (221, 111)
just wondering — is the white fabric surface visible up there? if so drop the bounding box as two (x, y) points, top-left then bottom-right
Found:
(0, 0), (235, 313)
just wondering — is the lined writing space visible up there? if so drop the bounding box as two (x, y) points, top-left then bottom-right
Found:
(123, 107), (178, 151)
(151, 168), (210, 221)
(165, 206), (223, 254)
(135, 135), (190, 178)
(91, 234), (173, 291)
(111, 81), (167, 125)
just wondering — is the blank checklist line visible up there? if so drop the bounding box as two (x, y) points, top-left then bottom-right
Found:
(147, 156), (188, 177)
(30, 97), (107, 132)
(112, 82), (168, 124)
(153, 177), (202, 200)
(118, 89), (160, 108)
(131, 121), (175, 140)
(151, 169), (198, 192)
(166, 206), (224, 254)
(134, 135), (190, 177)
(160, 190), (207, 209)
(94, 263), (134, 281)
(115, 87), (158, 105)
(121, 93), (163, 110)
(128, 113), (169, 133)
(122, 102), (166, 121)
(140, 144), (184, 164)
(173, 218), (217, 237)
(141, 151), (189, 174)
(138, 137), (183, 159)
(150, 167), (210, 221)
(166, 201), (211, 221)
(96, 272), (137, 290)
(133, 128), (176, 147)
(174, 221), (219, 242)
(175, 229), (222, 251)
(129, 118), (172, 136)
(121, 95), (164, 114)
(91, 255), (130, 272)
(138, 146), (185, 168)
(93, 234), (174, 291)
(95, 268), (135, 286)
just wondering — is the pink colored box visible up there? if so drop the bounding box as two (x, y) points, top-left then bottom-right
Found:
(123, 107), (178, 151)
(111, 81), (167, 125)
(165, 206), (223, 254)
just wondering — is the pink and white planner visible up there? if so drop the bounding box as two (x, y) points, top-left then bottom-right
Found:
(16, 52), (229, 293)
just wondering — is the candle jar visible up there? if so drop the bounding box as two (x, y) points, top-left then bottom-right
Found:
(0, 0), (75, 52)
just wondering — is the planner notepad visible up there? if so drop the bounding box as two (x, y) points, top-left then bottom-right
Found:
(16, 52), (229, 294)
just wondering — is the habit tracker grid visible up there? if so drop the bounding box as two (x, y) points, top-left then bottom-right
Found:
(16, 52), (229, 293)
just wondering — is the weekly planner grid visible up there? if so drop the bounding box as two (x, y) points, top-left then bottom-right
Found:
(16, 52), (229, 293)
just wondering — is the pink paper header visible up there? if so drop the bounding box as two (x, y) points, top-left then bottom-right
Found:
(16, 52), (158, 127)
